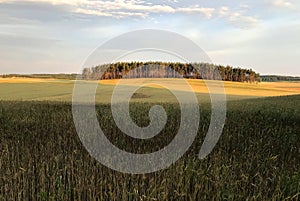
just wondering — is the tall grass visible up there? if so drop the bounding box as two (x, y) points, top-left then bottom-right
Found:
(0, 95), (299, 200)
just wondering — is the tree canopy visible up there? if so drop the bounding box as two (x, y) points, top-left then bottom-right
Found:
(82, 61), (260, 83)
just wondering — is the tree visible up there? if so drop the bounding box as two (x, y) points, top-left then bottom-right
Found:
(82, 68), (91, 80)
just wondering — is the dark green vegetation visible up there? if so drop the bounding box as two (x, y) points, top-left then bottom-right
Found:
(261, 75), (300, 82)
(82, 62), (261, 83)
(1, 95), (299, 200)
(0, 74), (78, 80)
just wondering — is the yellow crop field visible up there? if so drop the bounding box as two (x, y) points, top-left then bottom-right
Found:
(0, 77), (299, 102)
(99, 78), (300, 96)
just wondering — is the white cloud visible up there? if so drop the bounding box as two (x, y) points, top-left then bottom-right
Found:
(217, 7), (260, 29)
(228, 12), (259, 29)
(0, 1), (262, 30)
(219, 6), (229, 16)
(177, 6), (215, 18)
(0, 0), (215, 18)
(272, 0), (292, 7)
(74, 7), (147, 18)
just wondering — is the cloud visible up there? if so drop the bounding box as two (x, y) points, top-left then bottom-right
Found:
(218, 7), (259, 29)
(0, 13), (40, 25)
(0, 0), (260, 27)
(219, 6), (229, 16)
(264, 0), (300, 10)
(70, 1), (214, 18)
(177, 6), (215, 18)
(228, 12), (259, 29)
(0, 32), (60, 49)
(272, 0), (292, 7)
(0, 0), (215, 19)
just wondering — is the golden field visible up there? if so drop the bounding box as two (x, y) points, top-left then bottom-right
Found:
(0, 77), (299, 102)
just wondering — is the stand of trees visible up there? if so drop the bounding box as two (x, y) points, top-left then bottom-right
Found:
(261, 75), (300, 82)
(0, 74), (78, 80)
(82, 62), (260, 83)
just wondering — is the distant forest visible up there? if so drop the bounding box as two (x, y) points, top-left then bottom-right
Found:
(0, 62), (262, 83)
(261, 75), (300, 82)
(0, 74), (78, 80)
(82, 62), (261, 83)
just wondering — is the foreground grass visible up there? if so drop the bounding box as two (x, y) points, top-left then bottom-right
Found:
(0, 95), (299, 200)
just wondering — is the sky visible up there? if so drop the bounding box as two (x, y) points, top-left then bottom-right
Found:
(0, 0), (299, 76)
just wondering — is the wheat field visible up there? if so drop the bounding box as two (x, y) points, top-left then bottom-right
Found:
(0, 78), (299, 103)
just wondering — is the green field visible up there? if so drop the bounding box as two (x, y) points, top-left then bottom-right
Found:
(0, 78), (299, 200)
(0, 78), (299, 103)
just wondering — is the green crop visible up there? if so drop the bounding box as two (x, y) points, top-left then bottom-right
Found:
(0, 95), (299, 200)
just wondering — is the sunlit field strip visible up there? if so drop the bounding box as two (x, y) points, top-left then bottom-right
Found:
(0, 78), (299, 103)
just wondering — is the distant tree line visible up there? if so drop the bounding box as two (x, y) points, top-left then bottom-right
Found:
(82, 62), (261, 83)
(261, 75), (300, 82)
(0, 74), (78, 80)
